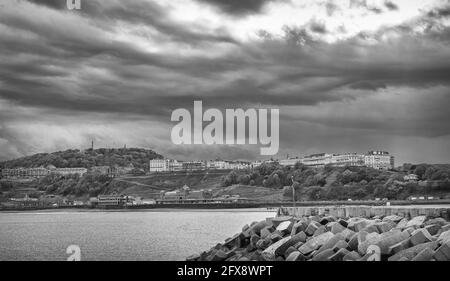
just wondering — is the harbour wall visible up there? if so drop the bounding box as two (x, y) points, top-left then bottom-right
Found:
(278, 205), (450, 220)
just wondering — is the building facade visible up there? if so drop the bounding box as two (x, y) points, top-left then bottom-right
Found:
(150, 159), (249, 173)
(364, 151), (394, 170)
(301, 153), (333, 167)
(278, 150), (394, 170)
(1, 167), (50, 178)
(1, 166), (88, 178)
(149, 159), (183, 172)
(96, 195), (128, 207)
(51, 167), (87, 177)
(279, 158), (301, 166)
(330, 153), (365, 167)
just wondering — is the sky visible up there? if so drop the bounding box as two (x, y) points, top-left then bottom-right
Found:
(0, 0), (450, 165)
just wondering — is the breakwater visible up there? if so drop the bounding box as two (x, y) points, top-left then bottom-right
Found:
(189, 205), (450, 261)
(278, 205), (450, 221)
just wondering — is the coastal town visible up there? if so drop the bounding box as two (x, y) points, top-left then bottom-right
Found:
(1, 147), (446, 211)
(148, 150), (395, 173)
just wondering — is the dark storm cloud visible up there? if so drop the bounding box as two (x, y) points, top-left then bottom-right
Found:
(1, 0), (450, 162)
(195, 0), (283, 16)
(309, 20), (327, 34)
(427, 7), (450, 19)
(349, 81), (387, 91)
(349, 0), (384, 14)
(1, 6), (450, 119)
(24, 0), (237, 46)
(384, 1), (398, 11)
(25, 0), (66, 10)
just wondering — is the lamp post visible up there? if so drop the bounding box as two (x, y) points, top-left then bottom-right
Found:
(291, 176), (296, 207)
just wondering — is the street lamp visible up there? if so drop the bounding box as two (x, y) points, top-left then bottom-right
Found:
(291, 176), (296, 207)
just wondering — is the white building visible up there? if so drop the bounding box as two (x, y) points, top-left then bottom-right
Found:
(404, 174), (419, 182)
(290, 150), (394, 170)
(301, 153), (333, 167)
(149, 159), (183, 172)
(279, 158), (301, 167)
(206, 160), (228, 169)
(51, 167), (87, 176)
(330, 153), (365, 167)
(364, 151), (394, 170)
(251, 161), (262, 168)
(149, 159), (168, 172)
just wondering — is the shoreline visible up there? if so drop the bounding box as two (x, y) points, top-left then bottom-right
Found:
(0, 207), (278, 214)
(2, 199), (450, 213)
(2, 202), (450, 213)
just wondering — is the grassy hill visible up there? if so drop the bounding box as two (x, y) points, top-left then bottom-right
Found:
(0, 147), (163, 170)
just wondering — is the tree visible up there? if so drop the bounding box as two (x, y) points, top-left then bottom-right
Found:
(0, 181), (13, 191)
(414, 165), (427, 180)
(424, 167), (437, 180)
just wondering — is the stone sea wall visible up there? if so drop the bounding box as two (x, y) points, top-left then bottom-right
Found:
(188, 206), (450, 261)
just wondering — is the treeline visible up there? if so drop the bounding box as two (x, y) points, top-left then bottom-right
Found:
(0, 148), (163, 170)
(403, 163), (450, 181)
(36, 173), (112, 197)
(221, 162), (450, 201)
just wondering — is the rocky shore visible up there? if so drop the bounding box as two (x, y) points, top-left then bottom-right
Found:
(187, 212), (450, 261)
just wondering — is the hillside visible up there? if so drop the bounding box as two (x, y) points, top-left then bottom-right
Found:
(0, 147), (163, 170)
(219, 162), (450, 201)
(1, 153), (450, 202)
(105, 171), (230, 199)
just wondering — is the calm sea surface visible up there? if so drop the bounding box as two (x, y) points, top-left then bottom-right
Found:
(0, 209), (276, 261)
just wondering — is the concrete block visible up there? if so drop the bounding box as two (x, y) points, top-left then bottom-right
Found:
(331, 240), (348, 252)
(343, 251), (361, 261)
(298, 231), (334, 255)
(305, 221), (322, 236)
(284, 246), (298, 259)
(424, 224), (441, 236)
(260, 226), (273, 239)
(438, 230), (450, 244)
(274, 231), (308, 257)
(410, 228), (433, 246)
(375, 221), (395, 233)
(433, 242), (450, 261)
(406, 216), (427, 228)
(262, 237), (291, 261)
(441, 224), (450, 232)
(338, 218), (348, 228)
(348, 219), (369, 232)
(271, 216), (293, 228)
(313, 225), (327, 237)
(286, 251), (306, 261)
(328, 248), (350, 261)
(383, 215), (404, 223)
(341, 228), (356, 241)
(312, 248), (335, 261)
(270, 231), (283, 243)
(361, 224), (380, 234)
(411, 247), (435, 261)
(276, 221), (293, 235)
(388, 241), (438, 261)
(395, 218), (409, 229)
(315, 232), (346, 255)
(291, 221), (308, 236)
(388, 238), (411, 255)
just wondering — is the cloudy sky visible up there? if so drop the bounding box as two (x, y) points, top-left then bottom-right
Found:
(0, 0), (450, 164)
